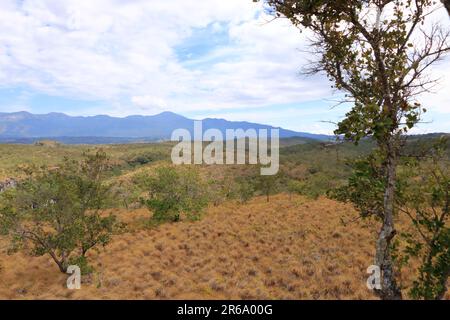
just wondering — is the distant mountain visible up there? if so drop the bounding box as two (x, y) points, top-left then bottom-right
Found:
(0, 111), (331, 144)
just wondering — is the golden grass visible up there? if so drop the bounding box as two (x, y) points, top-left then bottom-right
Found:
(0, 194), (448, 300)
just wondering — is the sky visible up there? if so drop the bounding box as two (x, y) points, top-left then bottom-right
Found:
(0, 0), (449, 134)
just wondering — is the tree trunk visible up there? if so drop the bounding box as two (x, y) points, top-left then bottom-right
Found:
(48, 250), (68, 273)
(374, 140), (402, 300)
(56, 260), (68, 273)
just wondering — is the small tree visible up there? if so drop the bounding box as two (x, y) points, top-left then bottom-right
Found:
(0, 151), (116, 274)
(145, 166), (209, 222)
(234, 176), (256, 204)
(254, 169), (284, 202)
(287, 179), (303, 200)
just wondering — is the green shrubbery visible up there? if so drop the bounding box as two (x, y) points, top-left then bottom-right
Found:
(126, 151), (168, 167)
(0, 151), (116, 274)
(235, 178), (256, 203)
(142, 166), (209, 223)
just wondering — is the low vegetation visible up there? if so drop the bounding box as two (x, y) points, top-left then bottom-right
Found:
(142, 166), (209, 223)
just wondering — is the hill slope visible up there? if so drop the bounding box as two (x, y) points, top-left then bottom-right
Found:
(2, 194), (443, 300)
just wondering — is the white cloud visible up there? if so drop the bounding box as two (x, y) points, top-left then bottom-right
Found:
(421, 61), (450, 115)
(0, 0), (448, 135)
(0, 0), (334, 116)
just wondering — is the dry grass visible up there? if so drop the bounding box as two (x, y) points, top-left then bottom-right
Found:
(0, 194), (448, 300)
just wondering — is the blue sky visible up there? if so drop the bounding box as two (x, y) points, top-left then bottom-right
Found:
(0, 0), (449, 134)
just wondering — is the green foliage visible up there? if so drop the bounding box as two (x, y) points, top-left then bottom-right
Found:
(0, 190), (16, 236)
(231, 166), (284, 203)
(68, 255), (94, 275)
(206, 174), (238, 206)
(125, 150), (168, 167)
(253, 170), (284, 202)
(290, 175), (328, 200)
(144, 166), (209, 222)
(395, 138), (450, 300)
(281, 141), (368, 197)
(0, 142), (173, 180)
(0, 151), (116, 273)
(79, 212), (116, 257)
(234, 176), (256, 204)
(262, 0), (442, 144)
(330, 151), (387, 218)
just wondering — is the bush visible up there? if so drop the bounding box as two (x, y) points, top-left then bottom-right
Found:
(126, 151), (167, 167)
(235, 178), (256, 204)
(253, 171), (284, 202)
(287, 180), (304, 198)
(144, 166), (209, 222)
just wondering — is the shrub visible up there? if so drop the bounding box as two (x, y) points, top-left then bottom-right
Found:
(287, 180), (304, 199)
(235, 178), (256, 204)
(253, 171), (284, 202)
(126, 151), (167, 167)
(233, 166), (284, 203)
(144, 166), (209, 222)
(68, 255), (95, 275)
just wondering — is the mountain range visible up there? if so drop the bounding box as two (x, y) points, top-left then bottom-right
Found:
(0, 111), (331, 144)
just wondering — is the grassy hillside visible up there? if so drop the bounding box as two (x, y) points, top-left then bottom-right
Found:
(2, 194), (445, 299)
(0, 135), (448, 300)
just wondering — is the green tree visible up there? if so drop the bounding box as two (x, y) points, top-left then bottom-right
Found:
(254, 168), (284, 202)
(261, 0), (450, 299)
(144, 166), (209, 222)
(0, 151), (116, 274)
(234, 176), (256, 203)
